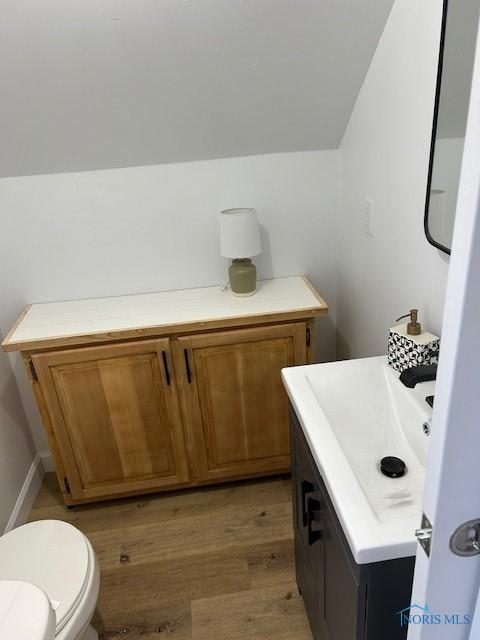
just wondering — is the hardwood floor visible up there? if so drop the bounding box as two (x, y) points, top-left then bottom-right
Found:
(29, 473), (312, 640)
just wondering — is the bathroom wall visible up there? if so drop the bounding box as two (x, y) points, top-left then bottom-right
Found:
(0, 342), (39, 533)
(0, 150), (339, 455)
(336, 0), (449, 359)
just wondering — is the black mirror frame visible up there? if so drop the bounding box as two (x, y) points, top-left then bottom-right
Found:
(424, 0), (452, 256)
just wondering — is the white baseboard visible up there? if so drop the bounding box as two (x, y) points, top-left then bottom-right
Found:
(39, 450), (54, 473)
(5, 454), (46, 533)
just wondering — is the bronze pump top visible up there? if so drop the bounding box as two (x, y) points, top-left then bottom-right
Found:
(396, 309), (422, 336)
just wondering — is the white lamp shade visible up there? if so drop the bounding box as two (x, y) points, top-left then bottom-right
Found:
(220, 208), (262, 258)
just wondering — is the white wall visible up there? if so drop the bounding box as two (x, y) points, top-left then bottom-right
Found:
(0, 150), (339, 454)
(336, 0), (449, 360)
(0, 338), (37, 532)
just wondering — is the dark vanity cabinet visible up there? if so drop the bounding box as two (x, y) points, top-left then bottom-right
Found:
(290, 407), (415, 640)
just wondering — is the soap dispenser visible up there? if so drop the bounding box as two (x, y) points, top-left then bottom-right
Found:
(388, 309), (440, 372)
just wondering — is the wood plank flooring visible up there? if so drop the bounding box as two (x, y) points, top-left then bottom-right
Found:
(29, 474), (312, 640)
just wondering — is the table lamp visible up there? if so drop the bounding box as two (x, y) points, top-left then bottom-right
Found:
(220, 208), (262, 296)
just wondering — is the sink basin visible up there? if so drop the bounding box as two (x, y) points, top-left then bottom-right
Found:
(282, 355), (434, 563)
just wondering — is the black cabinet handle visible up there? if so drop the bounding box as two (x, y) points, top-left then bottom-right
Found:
(301, 480), (314, 527)
(161, 351), (171, 386)
(184, 349), (192, 383)
(307, 494), (324, 545)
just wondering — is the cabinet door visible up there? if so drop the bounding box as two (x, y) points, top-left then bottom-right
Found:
(291, 406), (370, 640)
(291, 410), (328, 640)
(177, 323), (307, 482)
(33, 339), (189, 501)
(324, 504), (360, 640)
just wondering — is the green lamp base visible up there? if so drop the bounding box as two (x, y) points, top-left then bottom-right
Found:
(229, 258), (257, 297)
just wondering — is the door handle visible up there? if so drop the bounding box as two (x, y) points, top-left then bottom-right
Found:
(301, 480), (314, 527)
(161, 351), (171, 386)
(307, 494), (324, 545)
(184, 348), (192, 383)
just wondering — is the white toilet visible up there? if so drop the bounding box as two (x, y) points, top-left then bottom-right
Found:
(0, 520), (100, 640)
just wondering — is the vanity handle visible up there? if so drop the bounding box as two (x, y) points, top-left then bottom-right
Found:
(161, 351), (171, 386)
(307, 494), (324, 545)
(301, 480), (314, 527)
(184, 349), (192, 384)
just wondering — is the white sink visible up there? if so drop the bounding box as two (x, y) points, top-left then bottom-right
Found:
(282, 356), (434, 563)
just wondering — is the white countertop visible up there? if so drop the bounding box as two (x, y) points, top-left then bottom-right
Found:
(283, 356), (434, 564)
(3, 275), (327, 352)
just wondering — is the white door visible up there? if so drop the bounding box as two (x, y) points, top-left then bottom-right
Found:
(408, 17), (480, 640)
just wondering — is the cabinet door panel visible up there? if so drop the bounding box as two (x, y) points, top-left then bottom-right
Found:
(291, 412), (328, 639)
(178, 323), (307, 481)
(324, 507), (359, 640)
(33, 339), (188, 500)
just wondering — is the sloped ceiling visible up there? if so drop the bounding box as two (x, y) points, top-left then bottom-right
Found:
(0, 0), (394, 177)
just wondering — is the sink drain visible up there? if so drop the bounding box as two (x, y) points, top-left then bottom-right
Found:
(380, 456), (406, 478)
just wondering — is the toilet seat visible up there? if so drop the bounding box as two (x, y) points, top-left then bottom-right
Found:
(0, 520), (91, 635)
(0, 580), (56, 640)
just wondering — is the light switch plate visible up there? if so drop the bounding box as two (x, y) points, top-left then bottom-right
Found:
(363, 198), (374, 236)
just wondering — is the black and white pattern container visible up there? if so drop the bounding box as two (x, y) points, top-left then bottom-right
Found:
(388, 326), (440, 373)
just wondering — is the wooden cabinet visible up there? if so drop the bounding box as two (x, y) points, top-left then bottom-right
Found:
(32, 339), (189, 501)
(290, 406), (415, 640)
(3, 276), (328, 504)
(177, 323), (306, 482)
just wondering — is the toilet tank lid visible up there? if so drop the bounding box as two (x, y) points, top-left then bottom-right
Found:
(0, 580), (56, 640)
(0, 520), (90, 633)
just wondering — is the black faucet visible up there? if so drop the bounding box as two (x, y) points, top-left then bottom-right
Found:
(399, 364), (438, 388)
